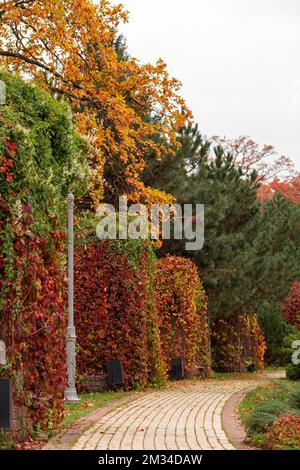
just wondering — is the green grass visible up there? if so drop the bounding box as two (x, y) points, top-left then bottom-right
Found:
(62, 390), (133, 428)
(0, 390), (134, 450)
(239, 379), (300, 449)
(213, 371), (258, 380)
(212, 368), (277, 380)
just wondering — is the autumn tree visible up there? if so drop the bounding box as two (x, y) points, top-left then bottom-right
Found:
(258, 174), (300, 204)
(0, 0), (190, 205)
(212, 135), (294, 183)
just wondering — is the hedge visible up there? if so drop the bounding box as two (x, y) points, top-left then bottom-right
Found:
(75, 248), (210, 388)
(211, 315), (266, 372)
(0, 202), (67, 436)
(74, 240), (166, 389)
(0, 72), (89, 439)
(154, 256), (210, 378)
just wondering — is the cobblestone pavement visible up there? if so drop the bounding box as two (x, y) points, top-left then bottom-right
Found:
(73, 381), (250, 450)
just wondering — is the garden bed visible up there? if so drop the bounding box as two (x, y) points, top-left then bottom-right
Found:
(239, 380), (300, 450)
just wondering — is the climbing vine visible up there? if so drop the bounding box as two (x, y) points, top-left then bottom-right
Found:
(211, 315), (266, 372)
(0, 72), (89, 437)
(74, 240), (166, 389)
(154, 256), (210, 378)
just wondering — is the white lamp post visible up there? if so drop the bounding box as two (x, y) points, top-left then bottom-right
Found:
(64, 193), (80, 403)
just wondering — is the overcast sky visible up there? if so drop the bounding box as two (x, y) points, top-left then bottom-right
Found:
(111, 0), (300, 168)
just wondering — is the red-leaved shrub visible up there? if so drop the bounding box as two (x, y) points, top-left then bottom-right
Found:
(265, 414), (300, 449)
(282, 282), (300, 328)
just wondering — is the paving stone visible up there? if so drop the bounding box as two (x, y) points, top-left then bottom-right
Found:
(72, 381), (249, 450)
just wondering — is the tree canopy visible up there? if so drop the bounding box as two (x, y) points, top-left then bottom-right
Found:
(0, 0), (190, 205)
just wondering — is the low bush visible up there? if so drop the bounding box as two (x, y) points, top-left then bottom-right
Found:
(283, 332), (300, 381)
(265, 414), (300, 449)
(289, 391), (300, 409)
(286, 364), (300, 381)
(245, 411), (278, 435)
(255, 399), (292, 416)
(240, 381), (300, 449)
(245, 400), (292, 435)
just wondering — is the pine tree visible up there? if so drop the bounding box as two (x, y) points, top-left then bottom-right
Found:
(143, 124), (300, 320)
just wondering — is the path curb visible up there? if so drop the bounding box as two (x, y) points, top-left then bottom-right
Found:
(222, 385), (257, 450)
(43, 391), (147, 450)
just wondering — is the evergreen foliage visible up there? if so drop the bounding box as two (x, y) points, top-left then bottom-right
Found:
(143, 124), (300, 320)
(258, 302), (291, 365)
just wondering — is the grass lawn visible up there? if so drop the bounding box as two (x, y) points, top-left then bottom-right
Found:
(62, 390), (133, 428)
(240, 380), (300, 450)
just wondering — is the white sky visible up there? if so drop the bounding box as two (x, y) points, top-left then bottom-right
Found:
(111, 0), (300, 168)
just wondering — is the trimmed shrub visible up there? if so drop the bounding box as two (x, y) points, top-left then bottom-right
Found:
(74, 240), (166, 390)
(245, 411), (279, 435)
(286, 364), (300, 381)
(75, 250), (210, 388)
(211, 315), (266, 372)
(283, 332), (300, 381)
(154, 256), (210, 378)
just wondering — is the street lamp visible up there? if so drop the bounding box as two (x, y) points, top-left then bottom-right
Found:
(64, 193), (80, 403)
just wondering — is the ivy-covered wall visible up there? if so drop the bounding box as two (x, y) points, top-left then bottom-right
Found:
(211, 315), (266, 372)
(155, 256), (211, 378)
(0, 72), (90, 438)
(75, 240), (166, 390)
(75, 248), (211, 388)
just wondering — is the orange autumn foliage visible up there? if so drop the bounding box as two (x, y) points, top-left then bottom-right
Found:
(258, 175), (300, 204)
(0, 0), (190, 204)
(265, 414), (300, 450)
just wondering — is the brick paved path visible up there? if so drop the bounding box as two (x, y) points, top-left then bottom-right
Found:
(73, 381), (249, 450)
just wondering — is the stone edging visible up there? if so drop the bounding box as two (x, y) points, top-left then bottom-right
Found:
(222, 385), (258, 450)
(43, 391), (147, 451)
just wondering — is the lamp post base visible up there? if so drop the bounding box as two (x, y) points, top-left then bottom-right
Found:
(64, 388), (80, 403)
